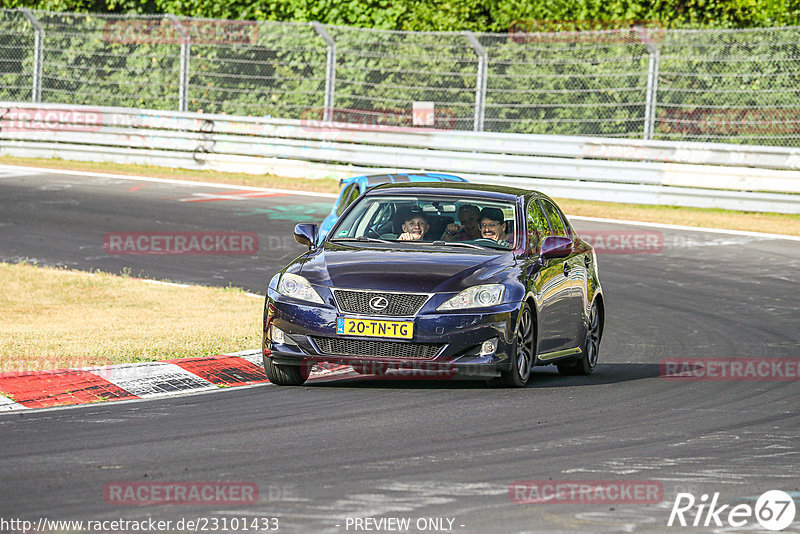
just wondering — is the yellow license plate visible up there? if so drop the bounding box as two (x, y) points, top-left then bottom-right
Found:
(336, 317), (413, 339)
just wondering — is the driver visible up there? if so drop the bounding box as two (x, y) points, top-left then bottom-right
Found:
(397, 207), (431, 241)
(479, 207), (510, 245)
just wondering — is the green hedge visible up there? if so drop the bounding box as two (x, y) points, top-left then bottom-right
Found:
(2, 6), (800, 145)
(6, 0), (800, 31)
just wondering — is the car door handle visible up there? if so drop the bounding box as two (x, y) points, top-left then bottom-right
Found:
(584, 255), (591, 267)
(563, 262), (571, 276)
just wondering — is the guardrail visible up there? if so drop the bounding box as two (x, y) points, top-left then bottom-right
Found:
(2, 102), (799, 213)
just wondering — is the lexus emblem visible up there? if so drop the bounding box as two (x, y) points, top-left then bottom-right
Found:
(369, 296), (389, 311)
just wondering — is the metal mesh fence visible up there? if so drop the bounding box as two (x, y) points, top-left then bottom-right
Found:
(478, 29), (653, 137)
(183, 17), (326, 117)
(35, 12), (180, 109)
(656, 27), (800, 144)
(2, 8), (800, 145)
(325, 26), (479, 130)
(0, 9), (35, 102)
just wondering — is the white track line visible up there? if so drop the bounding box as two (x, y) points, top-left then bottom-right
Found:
(0, 164), (337, 198)
(138, 278), (262, 298)
(4, 163), (797, 240)
(0, 169), (32, 179)
(568, 214), (800, 242)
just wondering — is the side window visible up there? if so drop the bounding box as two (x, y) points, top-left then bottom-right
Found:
(526, 200), (549, 252)
(336, 184), (360, 217)
(541, 200), (568, 237)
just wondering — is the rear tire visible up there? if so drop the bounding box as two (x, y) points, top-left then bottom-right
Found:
(557, 300), (601, 376)
(501, 303), (535, 387)
(263, 355), (309, 386)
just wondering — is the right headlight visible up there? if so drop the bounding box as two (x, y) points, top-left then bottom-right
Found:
(277, 273), (324, 304)
(436, 284), (505, 311)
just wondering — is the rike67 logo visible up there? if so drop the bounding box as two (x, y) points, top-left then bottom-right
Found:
(668, 490), (796, 531)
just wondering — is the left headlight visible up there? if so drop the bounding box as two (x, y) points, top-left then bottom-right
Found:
(437, 284), (505, 311)
(277, 272), (324, 304)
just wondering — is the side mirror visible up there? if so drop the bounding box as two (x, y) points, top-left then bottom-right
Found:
(293, 223), (318, 249)
(540, 235), (573, 260)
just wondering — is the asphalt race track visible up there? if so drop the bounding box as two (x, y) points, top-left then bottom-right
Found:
(1, 167), (799, 533)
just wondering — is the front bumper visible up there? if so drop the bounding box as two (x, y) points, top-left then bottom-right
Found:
(264, 289), (522, 379)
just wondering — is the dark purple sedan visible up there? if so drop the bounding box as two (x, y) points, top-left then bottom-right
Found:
(263, 182), (604, 387)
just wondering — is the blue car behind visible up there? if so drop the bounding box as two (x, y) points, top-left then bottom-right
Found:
(317, 173), (467, 244)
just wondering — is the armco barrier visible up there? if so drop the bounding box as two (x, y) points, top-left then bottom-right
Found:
(1, 102), (799, 213)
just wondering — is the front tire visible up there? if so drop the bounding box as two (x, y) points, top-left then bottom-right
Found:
(501, 303), (535, 387)
(263, 355), (309, 385)
(557, 300), (601, 376)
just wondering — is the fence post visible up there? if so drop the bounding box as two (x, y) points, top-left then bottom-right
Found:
(166, 14), (190, 112)
(463, 31), (488, 132)
(311, 22), (336, 123)
(638, 26), (660, 140)
(20, 8), (43, 103)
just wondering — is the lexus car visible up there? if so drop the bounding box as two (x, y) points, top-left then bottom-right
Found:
(317, 172), (468, 243)
(263, 182), (604, 387)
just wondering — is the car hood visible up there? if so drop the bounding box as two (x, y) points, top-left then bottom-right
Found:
(294, 242), (515, 293)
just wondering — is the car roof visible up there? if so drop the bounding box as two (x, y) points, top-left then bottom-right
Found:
(340, 173), (468, 189)
(365, 181), (542, 200)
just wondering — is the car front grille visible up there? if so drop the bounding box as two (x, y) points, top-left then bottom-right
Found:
(333, 289), (429, 317)
(312, 337), (443, 360)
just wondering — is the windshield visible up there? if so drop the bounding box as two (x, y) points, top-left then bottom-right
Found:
(328, 194), (517, 250)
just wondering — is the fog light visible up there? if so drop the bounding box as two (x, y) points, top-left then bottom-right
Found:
(270, 325), (286, 345)
(480, 338), (498, 356)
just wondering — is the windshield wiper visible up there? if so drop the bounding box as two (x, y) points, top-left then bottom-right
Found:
(330, 236), (394, 244)
(429, 240), (484, 249)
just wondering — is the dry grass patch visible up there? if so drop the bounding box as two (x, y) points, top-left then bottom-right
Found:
(0, 262), (262, 373)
